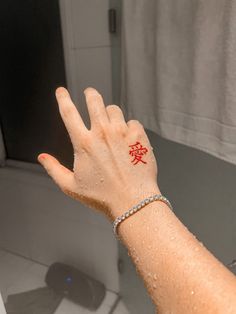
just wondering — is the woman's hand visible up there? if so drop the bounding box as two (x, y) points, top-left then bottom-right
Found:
(38, 87), (160, 221)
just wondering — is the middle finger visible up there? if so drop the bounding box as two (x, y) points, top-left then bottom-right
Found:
(84, 87), (110, 130)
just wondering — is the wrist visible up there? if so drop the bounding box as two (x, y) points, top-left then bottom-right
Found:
(108, 184), (162, 221)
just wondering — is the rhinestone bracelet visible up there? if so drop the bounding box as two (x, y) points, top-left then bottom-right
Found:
(112, 194), (173, 239)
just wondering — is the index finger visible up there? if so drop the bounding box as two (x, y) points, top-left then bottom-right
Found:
(55, 87), (89, 150)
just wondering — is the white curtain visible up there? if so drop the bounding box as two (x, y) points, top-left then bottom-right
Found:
(120, 0), (236, 165)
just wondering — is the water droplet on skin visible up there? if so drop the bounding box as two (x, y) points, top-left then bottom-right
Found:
(191, 290), (195, 295)
(153, 274), (158, 280)
(170, 236), (175, 240)
(153, 283), (157, 289)
(194, 247), (199, 252)
(129, 223), (133, 227)
(130, 247), (135, 253)
(199, 242), (204, 246)
(147, 272), (151, 277)
(100, 178), (104, 182)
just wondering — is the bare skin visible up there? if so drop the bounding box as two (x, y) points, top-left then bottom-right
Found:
(38, 87), (236, 313)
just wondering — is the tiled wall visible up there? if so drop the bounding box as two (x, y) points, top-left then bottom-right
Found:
(0, 0), (119, 293)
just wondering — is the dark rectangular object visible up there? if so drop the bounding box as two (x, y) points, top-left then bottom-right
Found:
(0, 0), (73, 169)
(109, 9), (117, 33)
(45, 263), (106, 310)
(5, 287), (63, 314)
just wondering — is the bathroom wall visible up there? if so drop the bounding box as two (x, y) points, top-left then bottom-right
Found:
(0, 0), (119, 293)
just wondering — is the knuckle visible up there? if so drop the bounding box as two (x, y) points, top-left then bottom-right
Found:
(78, 132), (93, 151)
(74, 131), (93, 154)
(113, 124), (127, 136)
(136, 120), (144, 127)
(138, 122), (145, 131)
(128, 119), (143, 128)
(137, 125), (145, 137)
(95, 123), (110, 140)
(128, 120), (145, 137)
(99, 123), (110, 135)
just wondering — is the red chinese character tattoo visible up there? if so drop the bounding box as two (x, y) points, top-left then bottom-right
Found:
(129, 141), (148, 165)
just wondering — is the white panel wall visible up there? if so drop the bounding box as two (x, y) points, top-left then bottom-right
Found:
(59, 0), (113, 128)
(70, 0), (111, 48)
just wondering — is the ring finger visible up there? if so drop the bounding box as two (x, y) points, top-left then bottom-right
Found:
(106, 104), (128, 133)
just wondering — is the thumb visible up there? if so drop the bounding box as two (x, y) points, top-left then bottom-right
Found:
(37, 153), (76, 193)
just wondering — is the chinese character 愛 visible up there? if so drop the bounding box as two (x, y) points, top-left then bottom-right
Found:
(129, 141), (148, 165)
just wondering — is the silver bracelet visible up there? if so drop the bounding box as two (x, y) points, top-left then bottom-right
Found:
(112, 194), (173, 238)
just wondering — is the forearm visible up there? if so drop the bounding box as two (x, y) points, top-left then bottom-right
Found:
(111, 186), (236, 313)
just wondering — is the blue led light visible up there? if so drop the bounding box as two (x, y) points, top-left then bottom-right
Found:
(66, 276), (72, 283)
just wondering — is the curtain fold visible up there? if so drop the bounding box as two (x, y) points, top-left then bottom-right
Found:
(120, 0), (236, 165)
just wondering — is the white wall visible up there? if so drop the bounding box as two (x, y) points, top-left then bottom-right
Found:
(59, 0), (113, 128)
(0, 0), (119, 293)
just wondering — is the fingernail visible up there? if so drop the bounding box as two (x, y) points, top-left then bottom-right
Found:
(38, 154), (47, 162)
(55, 87), (68, 98)
(84, 87), (96, 94)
